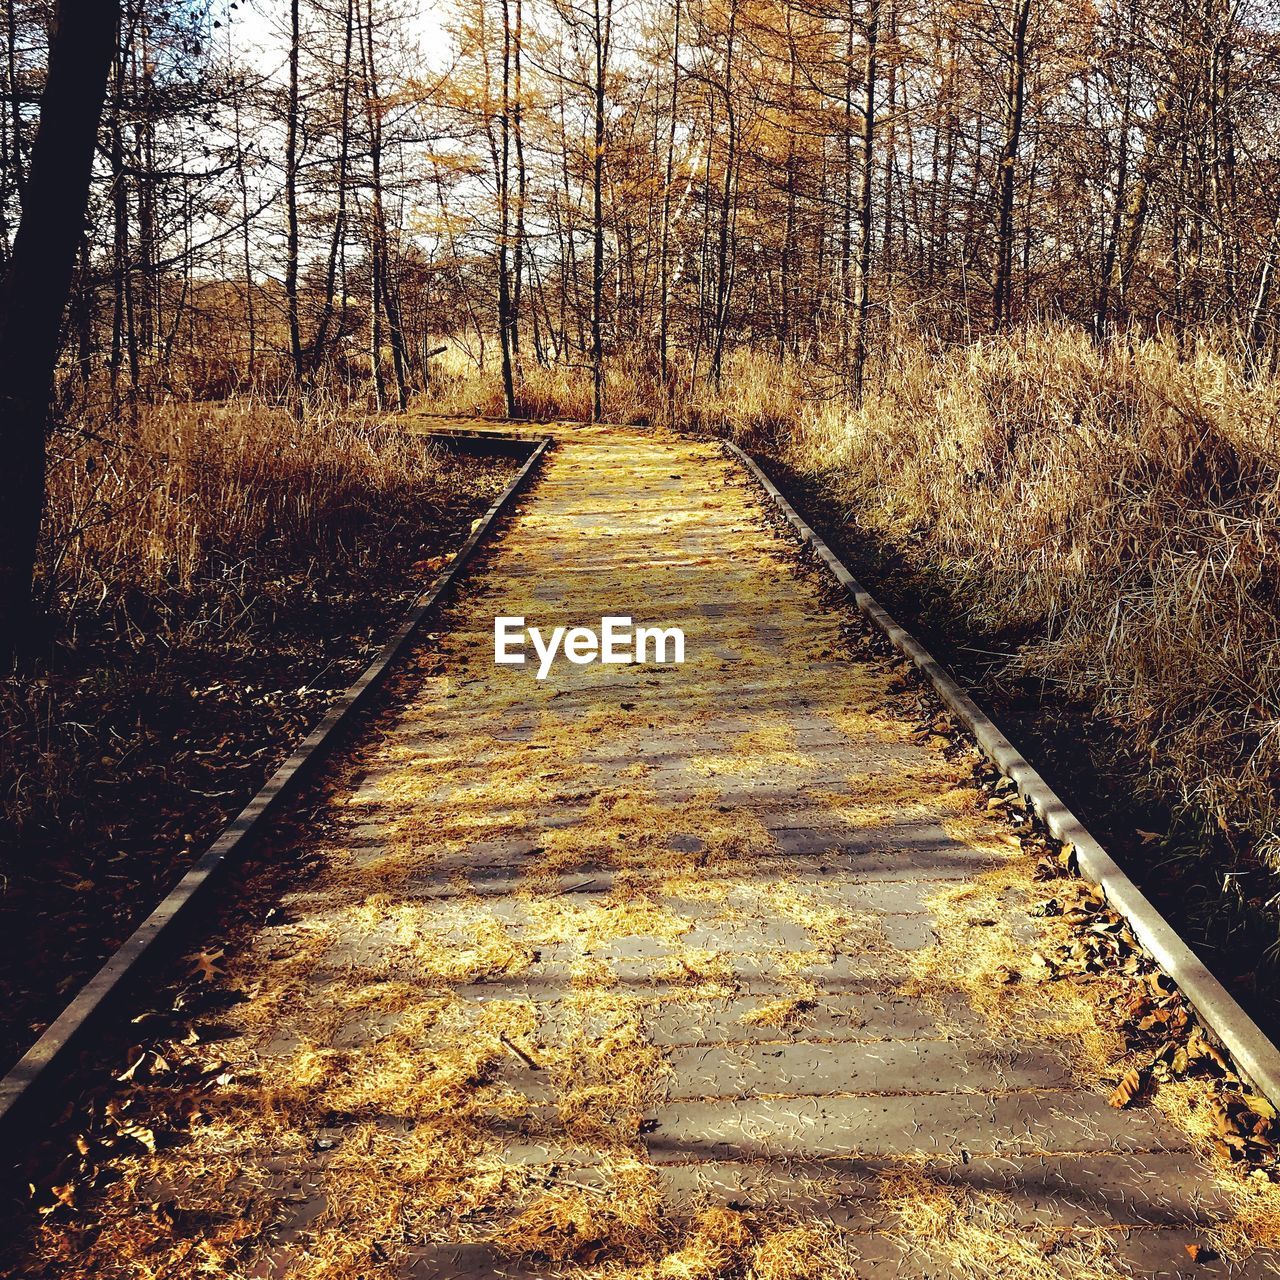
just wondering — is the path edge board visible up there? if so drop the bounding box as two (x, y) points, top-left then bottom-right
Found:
(0, 431), (553, 1146)
(725, 438), (1280, 1106)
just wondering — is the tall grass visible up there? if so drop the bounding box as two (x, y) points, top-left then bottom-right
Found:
(422, 342), (655, 424)
(784, 328), (1280, 861)
(424, 328), (1280, 866)
(4, 398), (475, 841)
(43, 398), (449, 629)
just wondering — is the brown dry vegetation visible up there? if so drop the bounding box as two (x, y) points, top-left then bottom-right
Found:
(776, 330), (1280, 849)
(0, 398), (514, 1067)
(424, 327), (1280, 1006)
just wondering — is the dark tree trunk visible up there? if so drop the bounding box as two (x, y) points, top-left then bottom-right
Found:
(1095, 3), (1135, 339)
(0, 0), (118, 667)
(851, 0), (880, 405)
(284, 0), (304, 404)
(511, 0), (526, 364)
(658, 0), (681, 379)
(496, 0), (517, 417)
(991, 0), (1031, 329)
(361, 0), (408, 411)
(590, 0), (613, 421)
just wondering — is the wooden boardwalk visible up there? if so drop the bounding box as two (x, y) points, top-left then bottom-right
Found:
(12, 421), (1280, 1278)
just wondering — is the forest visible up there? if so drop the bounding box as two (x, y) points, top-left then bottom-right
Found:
(17, 0), (1279, 397)
(0, 0), (1277, 1115)
(3, 1), (1280, 1274)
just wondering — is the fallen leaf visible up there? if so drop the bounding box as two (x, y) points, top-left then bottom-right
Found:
(187, 947), (226, 983)
(1109, 1065), (1146, 1108)
(1251, 1094), (1278, 1123)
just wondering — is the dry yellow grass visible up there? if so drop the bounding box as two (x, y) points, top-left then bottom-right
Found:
(878, 1162), (1125, 1280)
(46, 397), (452, 603)
(3, 397), (473, 847)
(778, 327), (1280, 861)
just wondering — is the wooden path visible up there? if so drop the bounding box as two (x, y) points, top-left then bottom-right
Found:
(12, 421), (1280, 1279)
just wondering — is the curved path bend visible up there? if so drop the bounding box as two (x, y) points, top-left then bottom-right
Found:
(10, 420), (1279, 1279)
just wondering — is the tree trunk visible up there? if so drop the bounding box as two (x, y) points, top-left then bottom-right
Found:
(778, 15), (797, 361)
(851, 0), (879, 404)
(1245, 199), (1280, 374)
(709, 0), (738, 385)
(880, 0), (896, 293)
(991, 0), (1031, 329)
(108, 58), (130, 409)
(590, 0), (613, 421)
(233, 72), (258, 387)
(657, 0), (680, 381)
(360, 0), (408, 410)
(284, 0), (304, 406)
(0, 0), (118, 666)
(1095, 0), (1135, 339)
(511, 0), (527, 364)
(496, 0), (517, 417)
(309, 0), (355, 383)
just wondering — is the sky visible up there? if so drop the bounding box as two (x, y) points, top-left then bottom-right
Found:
(223, 0), (454, 77)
